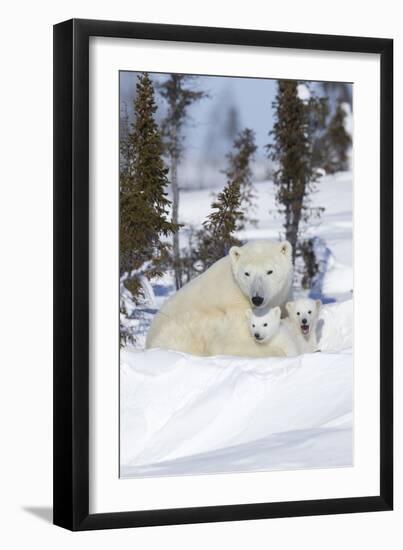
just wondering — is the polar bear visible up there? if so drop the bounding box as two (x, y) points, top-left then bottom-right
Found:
(207, 308), (286, 357)
(146, 240), (293, 356)
(284, 298), (322, 354)
(247, 306), (299, 357)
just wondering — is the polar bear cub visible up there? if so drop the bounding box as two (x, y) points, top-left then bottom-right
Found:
(285, 298), (322, 354)
(246, 306), (299, 357)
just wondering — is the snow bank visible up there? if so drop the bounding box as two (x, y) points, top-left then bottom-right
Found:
(121, 301), (353, 477)
(318, 299), (353, 352)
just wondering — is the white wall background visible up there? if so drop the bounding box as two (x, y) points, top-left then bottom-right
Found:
(0, 0), (400, 547)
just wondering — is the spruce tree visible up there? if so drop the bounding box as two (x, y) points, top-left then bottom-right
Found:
(197, 176), (243, 269)
(196, 128), (256, 269)
(321, 82), (352, 107)
(267, 80), (322, 264)
(158, 74), (207, 289)
(224, 105), (240, 142)
(119, 101), (131, 181)
(225, 128), (257, 229)
(120, 73), (178, 343)
(323, 102), (352, 173)
(307, 96), (329, 171)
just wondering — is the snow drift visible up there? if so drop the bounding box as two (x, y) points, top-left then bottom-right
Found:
(120, 300), (353, 478)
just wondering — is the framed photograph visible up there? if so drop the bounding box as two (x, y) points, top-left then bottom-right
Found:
(53, 19), (393, 530)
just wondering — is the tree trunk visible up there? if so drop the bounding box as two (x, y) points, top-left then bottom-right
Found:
(286, 192), (304, 265)
(171, 152), (182, 289)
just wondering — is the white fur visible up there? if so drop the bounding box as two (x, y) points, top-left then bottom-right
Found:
(146, 240), (293, 356)
(247, 306), (299, 357)
(284, 298), (322, 354)
(207, 309), (286, 357)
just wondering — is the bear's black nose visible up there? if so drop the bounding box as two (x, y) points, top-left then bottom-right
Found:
(254, 333), (260, 339)
(252, 296), (264, 306)
(302, 318), (308, 325)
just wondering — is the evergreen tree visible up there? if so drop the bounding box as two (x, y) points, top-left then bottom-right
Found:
(322, 102), (352, 173)
(120, 73), (178, 343)
(321, 81), (352, 107)
(119, 101), (131, 179)
(225, 128), (257, 229)
(196, 128), (256, 269)
(158, 74), (207, 290)
(224, 105), (240, 142)
(267, 80), (323, 264)
(197, 176), (243, 269)
(307, 96), (329, 171)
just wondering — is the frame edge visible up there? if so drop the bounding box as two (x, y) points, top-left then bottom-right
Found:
(53, 18), (74, 530)
(53, 18), (394, 531)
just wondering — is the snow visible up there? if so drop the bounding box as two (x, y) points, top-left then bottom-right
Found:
(297, 83), (311, 102)
(121, 300), (353, 477)
(317, 299), (353, 352)
(341, 101), (353, 138)
(120, 170), (353, 477)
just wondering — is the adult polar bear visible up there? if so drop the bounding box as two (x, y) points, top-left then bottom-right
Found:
(146, 240), (293, 356)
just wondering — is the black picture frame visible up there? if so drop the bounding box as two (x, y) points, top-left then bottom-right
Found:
(53, 18), (393, 531)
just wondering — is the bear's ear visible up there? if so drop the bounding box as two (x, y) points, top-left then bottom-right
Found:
(279, 241), (292, 257)
(285, 301), (293, 314)
(316, 299), (322, 311)
(229, 246), (242, 263)
(245, 308), (252, 320)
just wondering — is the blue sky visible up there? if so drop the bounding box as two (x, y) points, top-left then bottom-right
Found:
(120, 71), (352, 187)
(120, 71), (278, 154)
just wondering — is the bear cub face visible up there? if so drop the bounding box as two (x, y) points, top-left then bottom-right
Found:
(246, 306), (281, 343)
(229, 241), (292, 309)
(286, 298), (321, 338)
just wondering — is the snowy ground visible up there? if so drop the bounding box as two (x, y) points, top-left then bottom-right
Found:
(120, 171), (353, 477)
(121, 300), (353, 477)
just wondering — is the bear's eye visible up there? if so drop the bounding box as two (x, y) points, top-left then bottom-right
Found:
(263, 323), (268, 327)
(244, 272), (250, 277)
(252, 324), (255, 328)
(297, 312), (300, 315)
(308, 310), (312, 314)
(267, 270), (273, 275)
